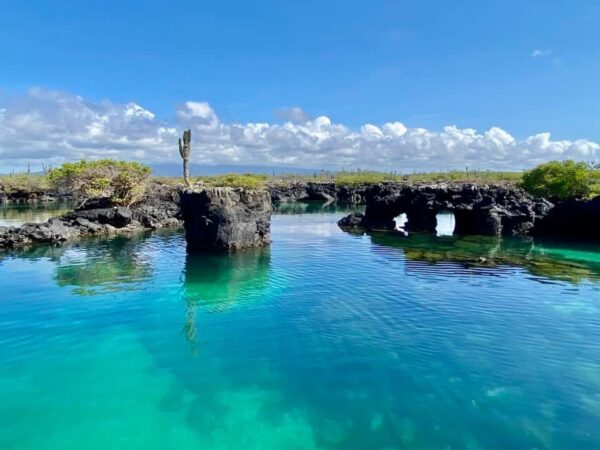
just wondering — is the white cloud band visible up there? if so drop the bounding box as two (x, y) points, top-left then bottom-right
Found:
(0, 87), (597, 172)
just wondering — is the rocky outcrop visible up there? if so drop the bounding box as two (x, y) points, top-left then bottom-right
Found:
(268, 182), (368, 204)
(0, 183), (182, 249)
(180, 187), (272, 251)
(338, 183), (553, 237)
(338, 212), (368, 229)
(533, 196), (600, 240)
(0, 190), (68, 204)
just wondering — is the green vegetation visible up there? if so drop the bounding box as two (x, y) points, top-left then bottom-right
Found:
(6, 161), (600, 201)
(334, 171), (397, 186)
(520, 160), (600, 200)
(196, 173), (269, 190)
(48, 160), (151, 206)
(332, 169), (522, 186)
(404, 170), (523, 185)
(151, 176), (185, 186)
(0, 173), (51, 193)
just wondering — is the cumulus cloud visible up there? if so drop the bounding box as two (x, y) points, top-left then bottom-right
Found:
(274, 106), (312, 124)
(0, 87), (598, 172)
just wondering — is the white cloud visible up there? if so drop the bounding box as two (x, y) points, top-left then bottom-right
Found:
(0, 87), (598, 172)
(532, 48), (552, 58)
(176, 101), (220, 129)
(274, 106), (312, 124)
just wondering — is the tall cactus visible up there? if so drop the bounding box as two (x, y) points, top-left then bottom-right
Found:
(179, 129), (192, 187)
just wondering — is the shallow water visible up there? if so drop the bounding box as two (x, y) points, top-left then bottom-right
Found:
(0, 201), (76, 227)
(1, 207), (599, 449)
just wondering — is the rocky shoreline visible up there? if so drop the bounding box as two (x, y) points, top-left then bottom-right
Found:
(0, 190), (70, 204)
(0, 184), (181, 249)
(268, 182), (369, 204)
(1, 181), (599, 249)
(336, 182), (600, 240)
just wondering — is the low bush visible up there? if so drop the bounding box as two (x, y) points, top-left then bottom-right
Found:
(48, 160), (151, 206)
(334, 171), (397, 186)
(404, 170), (522, 184)
(198, 173), (268, 190)
(520, 160), (599, 200)
(0, 173), (51, 193)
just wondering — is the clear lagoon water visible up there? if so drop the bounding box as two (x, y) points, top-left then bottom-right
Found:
(0, 201), (76, 227)
(1, 206), (600, 449)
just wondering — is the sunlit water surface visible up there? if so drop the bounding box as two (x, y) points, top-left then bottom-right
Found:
(0, 202), (76, 227)
(1, 206), (600, 449)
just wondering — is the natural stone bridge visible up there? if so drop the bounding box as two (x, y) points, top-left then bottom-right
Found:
(339, 184), (553, 236)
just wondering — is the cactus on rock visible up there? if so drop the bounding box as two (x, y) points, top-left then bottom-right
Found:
(179, 129), (192, 187)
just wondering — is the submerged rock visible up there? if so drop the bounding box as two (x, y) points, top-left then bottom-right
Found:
(338, 212), (366, 229)
(181, 187), (272, 251)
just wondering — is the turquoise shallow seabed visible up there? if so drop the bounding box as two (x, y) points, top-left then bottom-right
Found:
(1, 205), (600, 449)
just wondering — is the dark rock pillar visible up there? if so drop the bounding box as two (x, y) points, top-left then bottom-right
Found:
(472, 207), (503, 235)
(404, 208), (438, 233)
(180, 187), (272, 251)
(453, 209), (476, 235)
(362, 205), (397, 229)
(501, 210), (536, 236)
(454, 207), (503, 236)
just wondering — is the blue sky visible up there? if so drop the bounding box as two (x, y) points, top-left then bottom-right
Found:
(0, 0), (598, 171)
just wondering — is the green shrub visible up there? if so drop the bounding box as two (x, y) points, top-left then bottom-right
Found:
(198, 173), (268, 190)
(520, 160), (597, 200)
(404, 170), (522, 184)
(0, 173), (51, 193)
(48, 160), (151, 206)
(335, 171), (396, 186)
(334, 170), (522, 186)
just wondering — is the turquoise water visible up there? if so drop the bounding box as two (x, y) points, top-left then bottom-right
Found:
(1, 208), (600, 449)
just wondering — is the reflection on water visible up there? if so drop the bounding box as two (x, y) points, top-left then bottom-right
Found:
(274, 202), (364, 215)
(368, 232), (600, 284)
(0, 201), (76, 227)
(182, 249), (271, 311)
(1, 207), (600, 449)
(54, 235), (155, 295)
(182, 249), (271, 349)
(0, 231), (178, 296)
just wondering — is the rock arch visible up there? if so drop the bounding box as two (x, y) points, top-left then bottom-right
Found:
(339, 184), (553, 237)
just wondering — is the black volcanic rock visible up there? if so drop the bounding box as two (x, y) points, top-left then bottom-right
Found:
(338, 212), (366, 229)
(268, 182), (367, 204)
(180, 187), (272, 251)
(0, 183), (182, 249)
(534, 196), (600, 240)
(338, 183), (553, 237)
